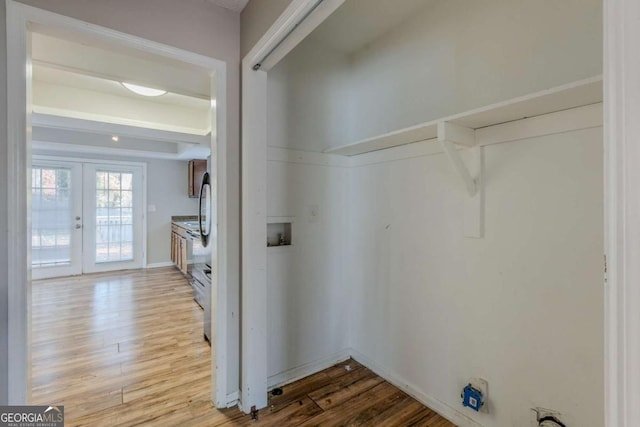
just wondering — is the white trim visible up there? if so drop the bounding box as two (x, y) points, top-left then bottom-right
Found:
(33, 105), (210, 136)
(240, 63), (268, 413)
(33, 154), (148, 167)
(5, 0), (231, 407)
(212, 59), (230, 408)
(267, 146), (350, 167)
(33, 113), (209, 146)
(6, 1), (32, 404)
(244, 0), (346, 72)
(146, 262), (174, 269)
(349, 349), (484, 427)
(267, 349), (351, 390)
(604, 0), (640, 426)
(32, 141), (196, 161)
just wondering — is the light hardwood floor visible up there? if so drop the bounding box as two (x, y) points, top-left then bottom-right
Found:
(32, 267), (455, 426)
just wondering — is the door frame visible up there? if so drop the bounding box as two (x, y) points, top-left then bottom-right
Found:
(603, 0), (640, 426)
(32, 156), (149, 276)
(240, 0), (345, 412)
(5, 1), (230, 407)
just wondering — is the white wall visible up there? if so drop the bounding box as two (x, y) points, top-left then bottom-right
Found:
(348, 127), (604, 427)
(346, 0), (602, 145)
(265, 151), (351, 382)
(241, 0), (294, 57)
(261, 1), (604, 425)
(0, 0), (241, 402)
(265, 37), (353, 381)
(268, 38), (350, 152)
(271, 0), (603, 153)
(144, 159), (199, 265)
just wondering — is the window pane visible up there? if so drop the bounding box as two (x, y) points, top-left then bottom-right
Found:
(95, 170), (135, 263)
(96, 172), (107, 190)
(31, 166), (72, 268)
(121, 173), (133, 191)
(121, 191), (132, 208)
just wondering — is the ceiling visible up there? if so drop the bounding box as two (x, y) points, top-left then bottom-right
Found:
(30, 31), (214, 159)
(33, 66), (209, 110)
(206, 0), (249, 12)
(31, 32), (212, 99)
(307, 0), (434, 54)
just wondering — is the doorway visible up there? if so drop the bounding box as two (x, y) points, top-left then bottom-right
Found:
(6, 0), (232, 408)
(31, 158), (145, 280)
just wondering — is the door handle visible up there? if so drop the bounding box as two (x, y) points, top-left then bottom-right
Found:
(75, 224), (82, 229)
(75, 216), (81, 220)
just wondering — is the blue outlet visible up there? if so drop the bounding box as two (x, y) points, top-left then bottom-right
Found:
(462, 384), (484, 412)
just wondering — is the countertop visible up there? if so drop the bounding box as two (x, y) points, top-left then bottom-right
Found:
(171, 216), (199, 232)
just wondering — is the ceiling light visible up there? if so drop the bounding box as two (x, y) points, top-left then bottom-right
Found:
(111, 136), (119, 142)
(121, 82), (167, 97)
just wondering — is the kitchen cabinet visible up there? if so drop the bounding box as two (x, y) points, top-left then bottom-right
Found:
(171, 224), (188, 275)
(188, 159), (207, 198)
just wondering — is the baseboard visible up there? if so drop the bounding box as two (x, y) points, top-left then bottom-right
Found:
(145, 262), (174, 269)
(267, 348), (351, 390)
(349, 348), (484, 427)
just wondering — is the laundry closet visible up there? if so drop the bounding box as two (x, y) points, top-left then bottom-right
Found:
(258, 1), (603, 426)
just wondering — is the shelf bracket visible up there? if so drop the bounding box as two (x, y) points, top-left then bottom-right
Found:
(437, 122), (477, 197)
(437, 122), (484, 238)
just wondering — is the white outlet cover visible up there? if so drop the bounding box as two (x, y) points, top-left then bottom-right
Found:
(147, 204), (156, 213)
(469, 377), (489, 413)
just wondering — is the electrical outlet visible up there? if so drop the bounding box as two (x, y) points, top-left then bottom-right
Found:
(469, 378), (489, 413)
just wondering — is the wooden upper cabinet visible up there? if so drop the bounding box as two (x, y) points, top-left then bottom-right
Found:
(188, 159), (207, 198)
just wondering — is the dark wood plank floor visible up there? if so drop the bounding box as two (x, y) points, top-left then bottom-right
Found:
(31, 267), (455, 426)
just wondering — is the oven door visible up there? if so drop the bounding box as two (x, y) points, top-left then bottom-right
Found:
(186, 229), (210, 277)
(191, 275), (206, 309)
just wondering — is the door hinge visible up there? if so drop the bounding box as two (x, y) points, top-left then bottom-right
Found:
(604, 254), (608, 284)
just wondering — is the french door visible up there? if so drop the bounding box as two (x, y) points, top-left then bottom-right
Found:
(31, 160), (83, 279)
(31, 159), (144, 279)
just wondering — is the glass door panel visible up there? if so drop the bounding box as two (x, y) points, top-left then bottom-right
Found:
(83, 164), (143, 273)
(31, 161), (82, 279)
(95, 171), (135, 263)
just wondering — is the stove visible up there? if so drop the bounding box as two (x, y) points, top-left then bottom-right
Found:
(190, 263), (212, 344)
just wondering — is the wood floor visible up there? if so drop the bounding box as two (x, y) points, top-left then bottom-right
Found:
(32, 267), (455, 426)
